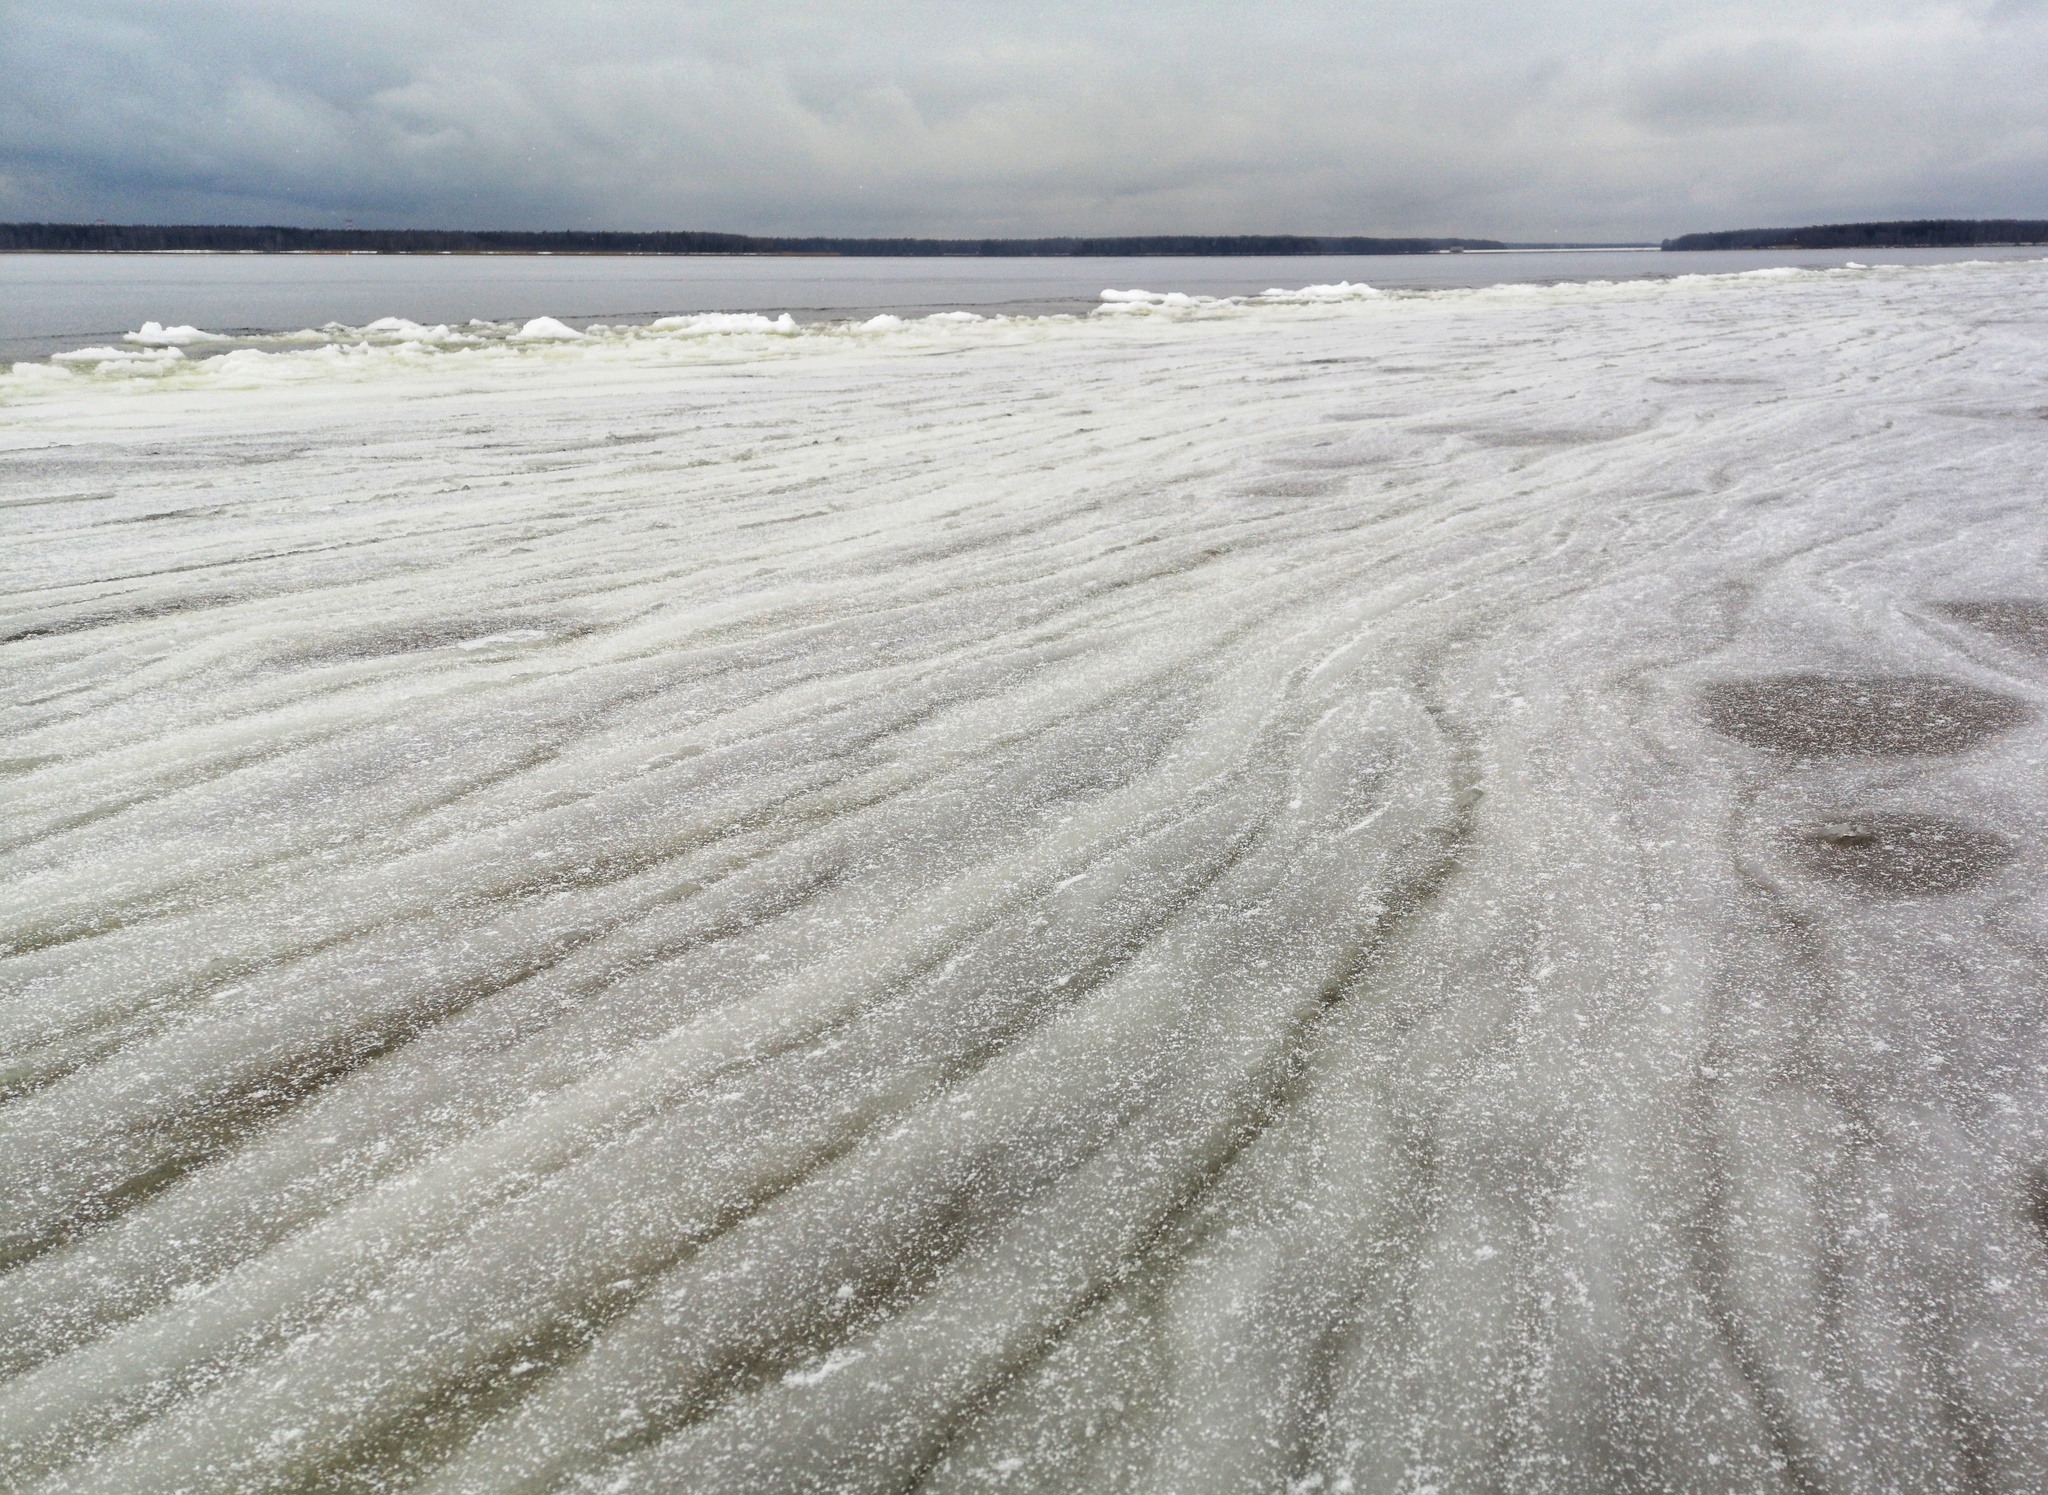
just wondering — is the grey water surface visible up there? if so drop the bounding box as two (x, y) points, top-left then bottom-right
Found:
(4, 245), (2045, 364)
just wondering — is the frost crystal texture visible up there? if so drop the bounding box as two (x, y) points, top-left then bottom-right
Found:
(3, 262), (2048, 1493)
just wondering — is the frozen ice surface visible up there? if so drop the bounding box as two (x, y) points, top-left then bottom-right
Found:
(122, 322), (229, 347)
(510, 316), (585, 341)
(1260, 282), (1384, 302)
(646, 312), (798, 336)
(3, 262), (2048, 1493)
(46, 345), (186, 373)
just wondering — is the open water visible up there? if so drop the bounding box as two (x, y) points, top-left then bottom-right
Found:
(4, 245), (2045, 364)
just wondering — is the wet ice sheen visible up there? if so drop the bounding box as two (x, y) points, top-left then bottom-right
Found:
(1696, 672), (2032, 757)
(1780, 814), (2019, 896)
(3, 261), (2048, 1493)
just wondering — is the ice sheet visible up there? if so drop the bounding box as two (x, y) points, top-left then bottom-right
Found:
(3, 262), (2047, 1493)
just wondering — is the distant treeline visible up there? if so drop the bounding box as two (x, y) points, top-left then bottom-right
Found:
(0, 223), (1505, 256)
(1664, 219), (2048, 251)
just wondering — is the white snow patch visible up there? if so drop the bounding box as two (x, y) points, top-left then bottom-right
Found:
(125, 321), (230, 346)
(512, 316), (586, 341)
(454, 630), (553, 651)
(646, 311), (798, 336)
(1259, 282), (1381, 302)
(1096, 288), (1206, 311)
(50, 344), (186, 370)
(781, 1347), (866, 1387)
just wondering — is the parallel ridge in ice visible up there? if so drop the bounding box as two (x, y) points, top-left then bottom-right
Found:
(3, 263), (2048, 1493)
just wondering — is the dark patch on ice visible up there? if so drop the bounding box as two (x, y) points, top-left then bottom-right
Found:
(104, 507), (218, 524)
(0, 592), (249, 644)
(1779, 813), (2017, 896)
(1232, 476), (1343, 499)
(1269, 449), (1381, 472)
(1698, 674), (2031, 756)
(1936, 599), (2048, 656)
(1468, 427), (1633, 448)
(0, 441), (301, 477)
(299, 616), (591, 663)
(2027, 1167), (2048, 1245)
(0, 489), (117, 511)
(539, 432), (666, 454)
(1928, 405), (2048, 424)
(1650, 375), (1773, 387)
(1412, 423), (1633, 448)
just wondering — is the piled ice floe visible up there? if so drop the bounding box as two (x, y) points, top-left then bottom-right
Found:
(3, 261), (1974, 397)
(2, 262), (2047, 1493)
(123, 322), (230, 347)
(2, 304), (975, 387)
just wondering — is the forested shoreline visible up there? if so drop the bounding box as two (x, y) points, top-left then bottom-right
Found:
(1664, 219), (2048, 250)
(0, 224), (1502, 256)
(9, 219), (2044, 256)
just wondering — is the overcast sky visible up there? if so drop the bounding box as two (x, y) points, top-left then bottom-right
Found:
(3, 1), (2045, 240)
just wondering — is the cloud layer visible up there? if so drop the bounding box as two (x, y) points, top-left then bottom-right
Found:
(4, 1), (2046, 239)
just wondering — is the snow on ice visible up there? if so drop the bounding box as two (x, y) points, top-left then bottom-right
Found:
(122, 322), (230, 347)
(2, 261), (2047, 1493)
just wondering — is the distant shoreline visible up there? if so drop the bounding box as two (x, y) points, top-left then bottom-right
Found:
(0, 248), (1661, 258)
(0, 245), (1676, 258)
(1663, 218), (2048, 251)
(6, 218), (2043, 258)
(0, 225), (1518, 257)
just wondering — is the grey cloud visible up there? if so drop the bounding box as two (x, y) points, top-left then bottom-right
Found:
(1623, 36), (1825, 128)
(2, 1), (2045, 239)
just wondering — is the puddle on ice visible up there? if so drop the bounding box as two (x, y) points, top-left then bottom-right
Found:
(1697, 673), (2032, 756)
